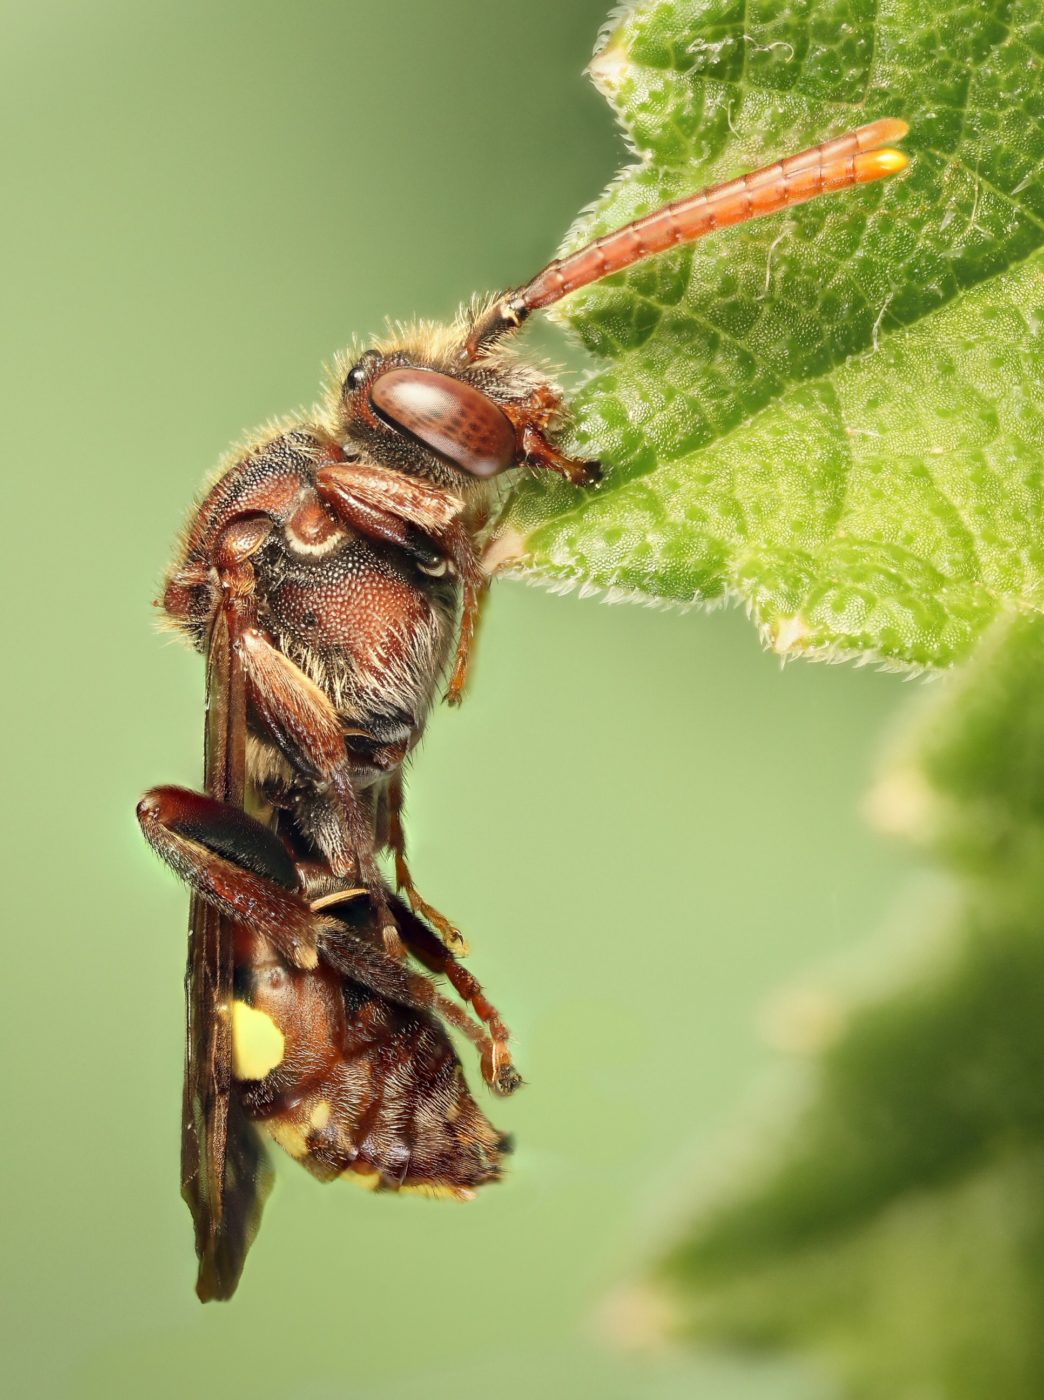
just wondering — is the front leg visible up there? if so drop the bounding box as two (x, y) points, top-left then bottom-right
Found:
(502, 383), (602, 487)
(315, 460), (464, 560)
(443, 529), (488, 707)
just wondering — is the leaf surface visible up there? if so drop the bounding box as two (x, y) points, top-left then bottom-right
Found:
(502, 0), (1042, 668)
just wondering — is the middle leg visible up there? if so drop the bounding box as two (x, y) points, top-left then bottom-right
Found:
(385, 768), (470, 955)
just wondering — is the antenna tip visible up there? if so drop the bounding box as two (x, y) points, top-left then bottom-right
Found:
(879, 117), (910, 143)
(875, 148), (910, 175)
(856, 148), (910, 181)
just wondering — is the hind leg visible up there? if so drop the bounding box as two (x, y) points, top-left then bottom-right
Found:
(387, 893), (520, 1096)
(139, 787), (519, 1096)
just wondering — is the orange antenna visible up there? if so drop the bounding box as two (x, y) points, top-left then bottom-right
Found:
(466, 119), (908, 358)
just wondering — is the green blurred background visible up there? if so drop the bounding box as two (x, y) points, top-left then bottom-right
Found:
(4, 2), (918, 1395)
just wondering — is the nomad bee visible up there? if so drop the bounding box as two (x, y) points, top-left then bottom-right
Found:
(138, 120), (908, 1299)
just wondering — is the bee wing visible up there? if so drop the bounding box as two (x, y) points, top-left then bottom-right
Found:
(182, 605), (274, 1301)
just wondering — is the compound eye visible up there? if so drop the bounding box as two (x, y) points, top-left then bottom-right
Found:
(368, 367), (516, 478)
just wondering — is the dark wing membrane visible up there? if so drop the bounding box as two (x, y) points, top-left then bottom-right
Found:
(181, 605), (273, 1301)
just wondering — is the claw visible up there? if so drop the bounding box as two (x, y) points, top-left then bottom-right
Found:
(492, 1064), (524, 1097)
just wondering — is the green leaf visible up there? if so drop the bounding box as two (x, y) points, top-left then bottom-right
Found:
(634, 611), (1044, 1398)
(500, 0), (1043, 669)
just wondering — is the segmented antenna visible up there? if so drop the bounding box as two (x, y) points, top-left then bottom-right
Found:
(465, 118), (908, 359)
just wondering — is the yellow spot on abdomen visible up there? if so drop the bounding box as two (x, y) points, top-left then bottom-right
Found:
(401, 1182), (475, 1201)
(341, 1168), (383, 1191)
(265, 1117), (308, 1160)
(231, 1000), (285, 1081)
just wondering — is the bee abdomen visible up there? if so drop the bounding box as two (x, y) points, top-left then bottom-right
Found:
(237, 964), (509, 1196)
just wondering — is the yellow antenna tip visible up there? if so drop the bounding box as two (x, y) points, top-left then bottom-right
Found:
(855, 148), (910, 182)
(876, 149), (910, 174)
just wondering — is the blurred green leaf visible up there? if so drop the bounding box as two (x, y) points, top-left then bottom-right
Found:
(637, 611), (1044, 1398)
(501, 0), (1042, 669)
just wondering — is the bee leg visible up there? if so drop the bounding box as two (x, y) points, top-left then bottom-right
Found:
(316, 464), (468, 593)
(137, 784), (511, 1092)
(503, 383), (602, 487)
(314, 488), (449, 570)
(386, 769), (470, 956)
(444, 537), (489, 708)
(444, 498), (493, 706)
(386, 894), (521, 1097)
(316, 461), (464, 543)
(317, 912), (519, 1097)
(234, 628), (393, 934)
(136, 786), (318, 969)
(519, 422), (602, 487)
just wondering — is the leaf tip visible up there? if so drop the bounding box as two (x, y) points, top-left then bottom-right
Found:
(481, 525), (529, 577)
(587, 27), (630, 100)
(767, 614), (812, 656)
